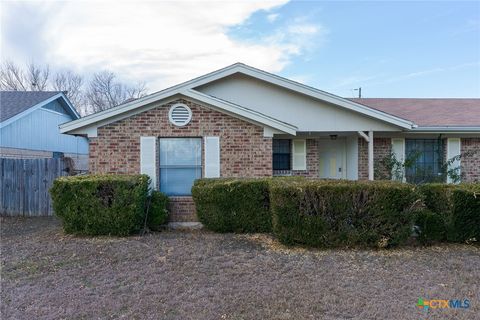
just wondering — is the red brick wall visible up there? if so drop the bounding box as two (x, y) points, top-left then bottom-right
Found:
(358, 138), (392, 180)
(461, 138), (480, 182)
(168, 197), (197, 222)
(89, 98), (272, 222)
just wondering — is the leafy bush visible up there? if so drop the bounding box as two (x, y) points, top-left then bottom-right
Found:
(452, 186), (480, 242)
(414, 210), (447, 244)
(415, 184), (455, 242)
(192, 177), (305, 233)
(146, 190), (169, 230)
(192, 178), (271, 233)
(417, 183), (480, 243)
(50, 174), (149, 236)
(270, 180), (421, 248)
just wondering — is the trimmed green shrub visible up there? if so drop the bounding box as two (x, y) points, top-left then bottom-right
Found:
(192, 178), (271, 233)
(414, 210), (447, 244)
(270, 180), (421, 248)
(192, 177), (305, 233)
(146, 190), (169, 230)
(417, 183), (480, 242)
(50, 174), (149, 236)
(452, 187), (480, 242)
(415, 184), (455, 242)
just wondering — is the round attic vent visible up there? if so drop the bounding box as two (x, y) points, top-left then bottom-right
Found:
(168, 103), (192, 126)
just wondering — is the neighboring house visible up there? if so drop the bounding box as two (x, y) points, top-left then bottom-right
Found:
(0, 91), (89, 170)
(60, 63), (480, 222)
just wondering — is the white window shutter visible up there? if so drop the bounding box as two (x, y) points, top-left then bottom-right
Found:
(292, 139), (306, 171)
(204, 136), (220, 178)
(391, 138), (405, 181)
(140, 137), (157, 190)
(447, 138), (461, 184)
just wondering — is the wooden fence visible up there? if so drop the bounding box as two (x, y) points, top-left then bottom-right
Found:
(0, 158), (68, 216)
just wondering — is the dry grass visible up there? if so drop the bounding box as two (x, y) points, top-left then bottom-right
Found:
(1, 217), (479, 320)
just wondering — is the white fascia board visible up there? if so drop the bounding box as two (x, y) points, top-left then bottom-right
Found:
(61, 89), (297, 136)
(60, 95), (182, 134)
(60, 62), (415, 134)
(59, 65), (243, 133)
(189, 64), (415, 129)
(184, 89), (297, 135)
(236, 66), (415, 129)
(410, 126), (480, 133)
(0, 93), (68, 128)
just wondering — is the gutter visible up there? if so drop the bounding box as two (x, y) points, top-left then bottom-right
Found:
(410, 126), (480, 133)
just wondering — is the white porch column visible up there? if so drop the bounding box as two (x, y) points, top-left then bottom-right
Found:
(357, 131), (374, 181)
(368, 131), (374, 181)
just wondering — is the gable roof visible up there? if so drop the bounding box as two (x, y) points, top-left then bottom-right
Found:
(1, 91), (60, 122)
(0, 91), (80, 127)
(60, 63), (415, 136)
(349, 98), (480, 128)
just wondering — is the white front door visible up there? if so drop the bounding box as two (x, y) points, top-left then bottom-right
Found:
(318, 139), (346, 179)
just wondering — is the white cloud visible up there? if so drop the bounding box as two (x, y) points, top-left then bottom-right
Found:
(1, 0), (330, 92)
(267, 13), (279, 23)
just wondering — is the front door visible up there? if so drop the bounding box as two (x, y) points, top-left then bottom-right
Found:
(318, 139), (346, 179)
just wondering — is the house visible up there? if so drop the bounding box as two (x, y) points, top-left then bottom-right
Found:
(60, 63), (480, 222)
(0, 91), (89, 170)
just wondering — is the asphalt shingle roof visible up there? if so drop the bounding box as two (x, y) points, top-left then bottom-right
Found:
(349, 98), (480, 127)
(0, 91), (61, 123)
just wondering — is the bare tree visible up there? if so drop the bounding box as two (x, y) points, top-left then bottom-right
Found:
(0, 61), (51, 91)
(53, 71), (85, 113)
(0, 61), (28, 90)
(0, 60), (148, 115)
(85, 71), (147, 113)
(27, 62), (50, 91)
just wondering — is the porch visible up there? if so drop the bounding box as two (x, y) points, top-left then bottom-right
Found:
(271, 131), (376, 180)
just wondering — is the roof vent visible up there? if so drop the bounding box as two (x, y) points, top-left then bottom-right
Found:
(168, 103), (192, 126)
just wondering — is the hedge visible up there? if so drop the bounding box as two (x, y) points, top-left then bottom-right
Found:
(270, 180), (421, 248)
(146, 190), (169, 230)
(50, 174), (151, 236)
(192, 178), (271, 232)
(416, 183), (480, 243)
(452, 186), (480, 241)
(192, 177), (305, 233)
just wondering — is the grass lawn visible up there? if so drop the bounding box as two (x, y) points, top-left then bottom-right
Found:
(1, 217), (479, 320)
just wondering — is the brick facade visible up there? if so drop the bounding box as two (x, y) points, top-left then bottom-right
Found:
(89, 98), (272, 222)
(89, 99), (480, 222)
(358, 138), (392, 180)
(168, 197), (197, 222)
(461, 138), (480, 182)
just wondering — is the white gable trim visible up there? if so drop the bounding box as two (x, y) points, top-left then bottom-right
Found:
(192, 64), (415, 129)
(1, 93), (79, 128)
(60, 90), (297, 136)
(60, 63), (415, 135)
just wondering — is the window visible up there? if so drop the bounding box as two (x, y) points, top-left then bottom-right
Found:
(159, 138), (201, 195)
(273, 139), (291, 170)
(405, 139), (444, 183)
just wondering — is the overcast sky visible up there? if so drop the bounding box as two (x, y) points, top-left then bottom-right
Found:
(1, 0), (479, 98)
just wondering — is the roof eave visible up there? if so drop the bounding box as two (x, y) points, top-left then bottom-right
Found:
(410, 126), (480, 133)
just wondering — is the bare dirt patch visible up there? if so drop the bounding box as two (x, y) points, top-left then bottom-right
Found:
(1, 217), (479, 319)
